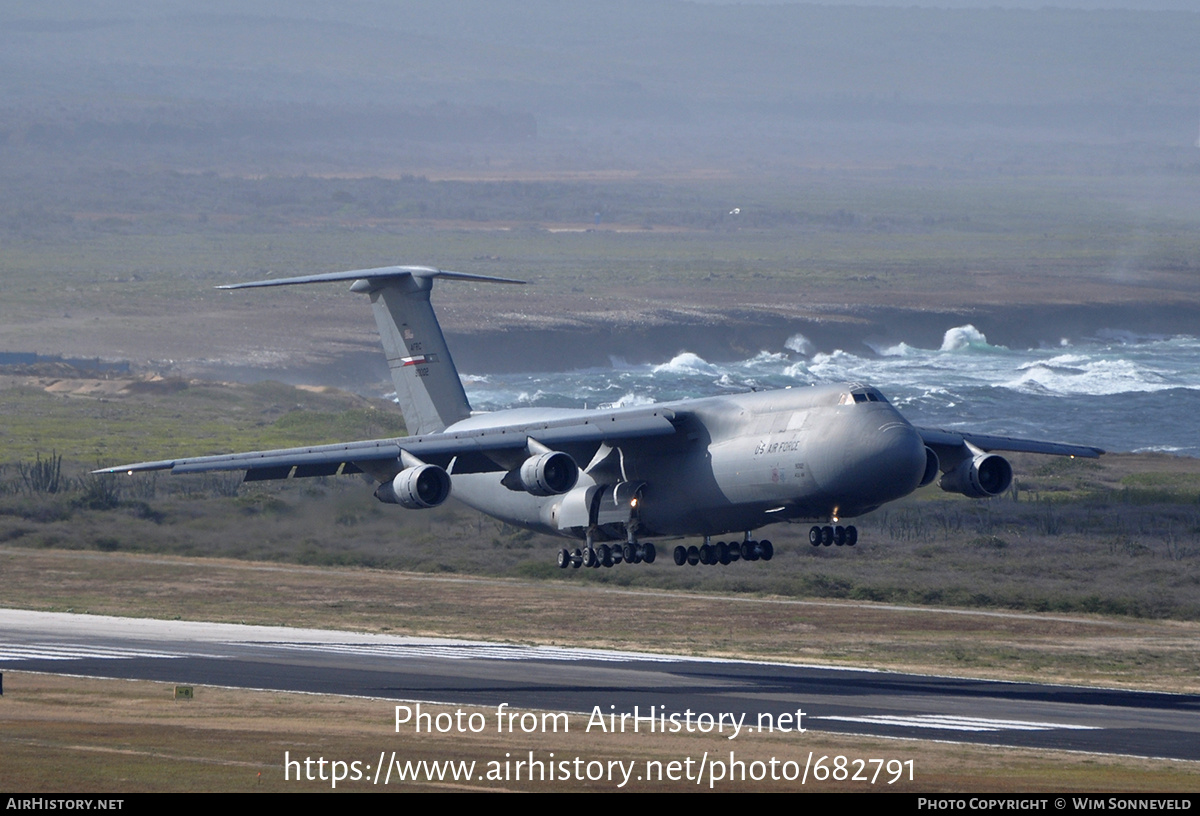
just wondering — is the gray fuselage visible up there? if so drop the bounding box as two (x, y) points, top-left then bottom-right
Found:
(445, 384), (927, 542)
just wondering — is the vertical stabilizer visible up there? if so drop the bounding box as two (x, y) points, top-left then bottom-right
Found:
(367, 274), (471, 435)
(218, 265), (524, 436)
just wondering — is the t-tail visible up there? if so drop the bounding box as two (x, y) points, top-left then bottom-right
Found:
(218, 265), (524, 435)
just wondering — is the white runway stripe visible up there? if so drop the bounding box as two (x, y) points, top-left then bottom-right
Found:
(0, 644), (191, 662)
(259, 642), (689, 663)
(817, 714), (1101, 732)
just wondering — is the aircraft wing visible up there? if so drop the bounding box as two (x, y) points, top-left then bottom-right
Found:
(914, 426), (1104, 458)
(94, 406), (679, 482)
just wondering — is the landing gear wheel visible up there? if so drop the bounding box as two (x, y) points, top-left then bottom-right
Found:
(834, 526), (846, 547)
(623, 543), (638, 563)
(809, 526), (822, 546)
(821, 526), (834, 546)
(686, 545), (700, 566)
(642, 542), (656, 563)
(847, 526), (858, 546)
(741, 541), (755, 560)
(759, 539), (773, 561)
(673, 545), (687, 566)
(717, 541), (731, 565)
(557, 549), (571, 568)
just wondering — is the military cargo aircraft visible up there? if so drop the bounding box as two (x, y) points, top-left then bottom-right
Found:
(97, 266), (1103, 570)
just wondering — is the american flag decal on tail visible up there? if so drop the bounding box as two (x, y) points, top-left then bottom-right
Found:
(400, 354), (439, 366)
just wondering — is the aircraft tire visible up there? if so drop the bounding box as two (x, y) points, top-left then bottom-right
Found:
(584, 547), (598, 567)
(809, 526), (822, 546)
(740, 541), (753, 560)
(847, 526), (858, 546)
(834, 526), (846, 546)
(759, 539), (773, 561)
(717, 542), (731, 565)
(686, 545), (700, 566)
(557, 549), (571, 569)
(623, 543), (637, 563)
(673, 545), (687, 566)
(699, 543), (712, 565)
(821, 526), (834, 546)
(643, 543), (656, 563)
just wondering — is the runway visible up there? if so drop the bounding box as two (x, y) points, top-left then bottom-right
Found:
(2, 609), (1198, 762)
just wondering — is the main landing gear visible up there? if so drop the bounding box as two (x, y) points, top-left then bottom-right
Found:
(556, 541), (657, 569)
(672, 536), (773, 567)
(809, 525), (857, 547)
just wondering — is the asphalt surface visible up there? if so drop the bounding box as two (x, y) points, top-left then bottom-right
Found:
(2, 609), (1198, 761)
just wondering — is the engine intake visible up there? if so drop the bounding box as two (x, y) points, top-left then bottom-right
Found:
(919, 446), (940, 488)
(518, 451), (579, 496)
(376, 464), (452, 509)
(939, 453), (1012, 499)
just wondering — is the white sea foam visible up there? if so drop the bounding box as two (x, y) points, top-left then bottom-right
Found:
(458, 330), (1200, 455)
(939, 324), (1001, 353)
(652, 352), (718, 375)
(785, 333), (814, 356)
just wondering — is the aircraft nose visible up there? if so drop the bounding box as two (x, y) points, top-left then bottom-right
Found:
(828, 420), (926, 507)
(868, 421), (926, 500)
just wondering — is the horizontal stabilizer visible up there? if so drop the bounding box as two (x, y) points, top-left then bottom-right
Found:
(216, 266), (524, 290)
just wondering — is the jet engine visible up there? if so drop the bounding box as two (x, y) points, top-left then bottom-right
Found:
(518, 451), (579, 496)
(938, 453), (1012, 499)
(375, 464), (452, 509)
(919, 447), (940, 488)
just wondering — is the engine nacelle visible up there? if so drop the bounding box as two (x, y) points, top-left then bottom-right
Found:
(939, 453), (1012, 499)
(919, 446), (940, 488)
(518, 451), (579, 496)
(376, 464), (452, 509)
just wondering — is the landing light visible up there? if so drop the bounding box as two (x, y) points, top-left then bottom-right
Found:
(630, 497), (639, 508)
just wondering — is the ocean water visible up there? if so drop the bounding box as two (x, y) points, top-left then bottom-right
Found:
(459, 326), (1200, 456)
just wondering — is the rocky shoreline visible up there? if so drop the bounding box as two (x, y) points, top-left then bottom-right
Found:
(144, 299), (1200, 391)
(446, 300), (1200, 374)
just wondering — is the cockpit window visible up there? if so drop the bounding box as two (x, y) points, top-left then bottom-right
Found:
(847, 388), (889, 405)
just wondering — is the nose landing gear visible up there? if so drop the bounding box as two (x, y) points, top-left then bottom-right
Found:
(809, 525), (857, 547)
